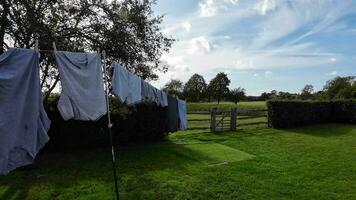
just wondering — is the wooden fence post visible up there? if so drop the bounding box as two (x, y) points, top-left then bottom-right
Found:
(211, 108), (217, 132)
(230, 108), (237, 131)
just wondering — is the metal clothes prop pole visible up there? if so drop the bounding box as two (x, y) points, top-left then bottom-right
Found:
(101, 50), (120, 200)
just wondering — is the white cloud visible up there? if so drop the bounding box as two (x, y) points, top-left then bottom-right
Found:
(265, 70), (273, 77)
(223, 35), (231, 39)
(233, 59), (254, 69)
(161, 20), (192, 35)
(327, 71), (338, 76)
(161, 54), (184, 69)
(254, 0), (277, 15)
(285, 1), (353, 46)
(199, 0), (217, 17)
(153, 0), (355, 91)
(199, 0), (240, 17)
(187, 36), (211, 54)
(182, 21), (191, 32)
(251, 4), (301, 49)
(223, 0), (240, 5)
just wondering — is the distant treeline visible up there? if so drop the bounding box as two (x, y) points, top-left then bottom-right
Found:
(162, 73), (356, 102)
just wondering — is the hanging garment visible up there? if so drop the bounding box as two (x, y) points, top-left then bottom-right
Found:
(161, 91), (168, 107)
(157, 90), (168, 107)
(152, 87), (161, 105)
(167, 95), (179, 132)
(55, 51), (106, 120)
(111, 62), (129, 103)
(0, 48), (50, 175)
(141, 80), (156, 103)
(128, 73), (141, 104)
(178, 99), (188, 130)
(111, 62), (142, 105)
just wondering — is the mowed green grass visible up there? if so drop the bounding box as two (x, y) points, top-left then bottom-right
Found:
(187, 101), (266, 112)
(1, 123), (355, 200)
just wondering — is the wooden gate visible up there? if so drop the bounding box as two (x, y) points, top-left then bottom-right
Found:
(210, 108), (237, 132)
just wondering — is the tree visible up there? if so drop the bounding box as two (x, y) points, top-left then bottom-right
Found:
(323, 76), (355, 99)
(300, 84), (314, 100)
(0, 0), (174, 102)
(162, 79), (184, 98)
(260, 90), (278, 100)
(183, 73), (207, 102)
(277, 91), (297, 100)
(229, 87), (246, 104)
(207, 72), (231, 104)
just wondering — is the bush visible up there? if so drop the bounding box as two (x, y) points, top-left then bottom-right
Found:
(267, 100), (356, 128)
(44, 96), (169, 151)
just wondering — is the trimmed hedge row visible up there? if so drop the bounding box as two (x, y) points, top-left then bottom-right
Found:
(44, 98), (169, 151)
(267, 100), (356, 128)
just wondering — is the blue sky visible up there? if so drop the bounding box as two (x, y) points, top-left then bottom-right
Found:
(151, 0), (356, 95)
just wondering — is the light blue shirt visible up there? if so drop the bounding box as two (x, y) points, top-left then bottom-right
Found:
(0, 48), (50, 175)
(55, 51), (107, 120)
(178, 99), (188, 130)
(111, 62), (142, 105)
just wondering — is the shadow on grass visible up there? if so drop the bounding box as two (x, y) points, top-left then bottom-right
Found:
(0, 140), (253, 200)
(0, 149), (120, 200)
(280, 123), (356, 138)
(0, 184), (29, 200)
(0, 163), (43, 200)
(118, 141), (255, 199)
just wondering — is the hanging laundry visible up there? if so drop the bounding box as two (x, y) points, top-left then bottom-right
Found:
(0, 48), (50, 175)
(161, 91), (168, 107)
(167, 95), (179, 132)
(55, 51), (106, 120)
(178, 99), (188, 130)
(157, 89), (168, 107)
(141, 81), (167, 107)
(152, 87), (161, 105)
(141, 80), (156, 103)
(111, 62), (129, 103)
(111, 62), (142, 105)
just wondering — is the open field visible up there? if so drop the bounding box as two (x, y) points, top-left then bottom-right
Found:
(187, 101), (266, 112)
(1, 123), (355, 200)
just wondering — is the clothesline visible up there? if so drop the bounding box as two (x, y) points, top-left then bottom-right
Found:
(1, 46), (188, 133)
(1, 44), (181, 106)
(1, 46), (188, 200)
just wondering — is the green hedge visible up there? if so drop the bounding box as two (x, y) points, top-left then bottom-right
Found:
(267, 100), (356, 128)
(44, 96), (169, 151)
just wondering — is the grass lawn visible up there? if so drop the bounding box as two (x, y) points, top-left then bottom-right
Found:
(1, 123), (355, 200)
(187, 101), (266, 112)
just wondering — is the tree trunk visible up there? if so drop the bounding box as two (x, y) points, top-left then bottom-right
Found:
(0, 0), (10, 54)
(44, 75), (60, 103)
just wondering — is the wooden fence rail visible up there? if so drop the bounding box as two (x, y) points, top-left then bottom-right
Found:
(187, 108), (268, 131)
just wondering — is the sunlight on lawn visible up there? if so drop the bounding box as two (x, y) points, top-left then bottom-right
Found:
(176, 143), (254, 165)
